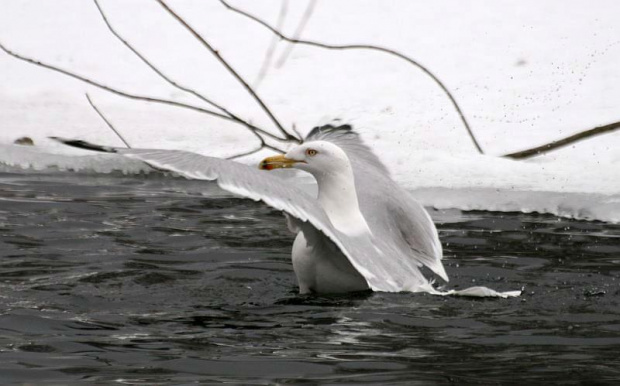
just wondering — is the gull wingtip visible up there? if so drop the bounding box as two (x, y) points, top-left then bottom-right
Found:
(49, 137), (118, 153)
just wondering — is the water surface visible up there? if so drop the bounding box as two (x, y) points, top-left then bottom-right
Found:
(0, 172), (618, 384)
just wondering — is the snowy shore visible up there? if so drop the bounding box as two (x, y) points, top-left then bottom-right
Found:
(1, 0), (618, 222)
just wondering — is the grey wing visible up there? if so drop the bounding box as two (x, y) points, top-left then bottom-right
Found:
(352, 180), (447, 291)
(385, 192), (447, 281)
(305, 125), (447, 284)
(114, 148), (411, 291)
(356, 177), (448, 284)
(118, 148), (330, 227)
(52, 137), (439, 293)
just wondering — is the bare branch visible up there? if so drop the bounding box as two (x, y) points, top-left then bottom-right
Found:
(219, 0), (483, 154)
(93, 0), (276, 144)
(156, 0), (300, 143)
(0, 40), (286, 142)
(227, 142), (286, 160)
(263, 144), (286, 154)
(503, 121), (620, 160)
(226, 145), (264, 160)
(85, 93), (131, 148)
(291, 123), (304, 141)
(253, 0), (288, 88)
(93, 0), (223, 115)
(275, 0), (317, 68)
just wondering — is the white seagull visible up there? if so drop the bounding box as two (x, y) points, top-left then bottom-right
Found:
(53, 125), (519, 297)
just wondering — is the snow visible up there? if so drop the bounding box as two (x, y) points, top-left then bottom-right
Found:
(1, 1), (619, 222)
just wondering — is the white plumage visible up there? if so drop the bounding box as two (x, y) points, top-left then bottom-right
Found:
(53, 125), (520, 297)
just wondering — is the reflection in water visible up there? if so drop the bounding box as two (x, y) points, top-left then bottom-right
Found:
(0, 171), (618, 384)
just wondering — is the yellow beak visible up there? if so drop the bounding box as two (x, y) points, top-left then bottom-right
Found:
(259, 154), (299, 170)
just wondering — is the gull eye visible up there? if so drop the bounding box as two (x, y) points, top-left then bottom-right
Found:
(306, 149), (318, 157)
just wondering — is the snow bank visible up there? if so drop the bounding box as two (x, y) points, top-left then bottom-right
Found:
(1, 143), (618, 223)
(0, 144), (148, 174)
(0, 1), (618, 222)
(413, 188), (620, 224)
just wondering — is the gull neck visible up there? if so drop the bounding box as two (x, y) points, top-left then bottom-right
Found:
(314, 163), (371, 236)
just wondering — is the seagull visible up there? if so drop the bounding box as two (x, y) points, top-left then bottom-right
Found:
(52, 125), (520, 297)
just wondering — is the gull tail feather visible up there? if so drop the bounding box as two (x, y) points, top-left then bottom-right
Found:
(50, 137), (118, 153)
(416, 283), (522, 298)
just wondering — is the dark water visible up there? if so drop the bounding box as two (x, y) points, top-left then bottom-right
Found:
(0, 172), (618, 385)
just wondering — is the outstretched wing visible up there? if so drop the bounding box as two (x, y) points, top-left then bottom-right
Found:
(303, 126), (520, 297)
(51, 138), (422, 291)
(52, 137), (519, 297)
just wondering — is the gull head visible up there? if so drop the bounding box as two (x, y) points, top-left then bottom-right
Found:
(260, 140), (371, 236)
(259, 141), (351, 178)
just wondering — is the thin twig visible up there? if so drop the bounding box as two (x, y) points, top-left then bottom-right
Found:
(219, 0), (483, 153)
(227, 142), (285, 160)
(503, 121), (620, 159)
(226, 145), (264, 160)
(85, 93), (132, 148)
(93, 0), (275, 144)
(264, 144), (286, 154)
(94, 0), (222, 114)
(291, 123), (304, 141)
(156, 0), (300, 143)
(253, 0), (288, 88)
(0, 40), (286, 144)
(275, 0), (317, 68)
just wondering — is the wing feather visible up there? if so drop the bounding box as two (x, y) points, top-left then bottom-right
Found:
(111, 148), (418, 291)
(306, 125), (447, 281)
(52, 137), (520, 297)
